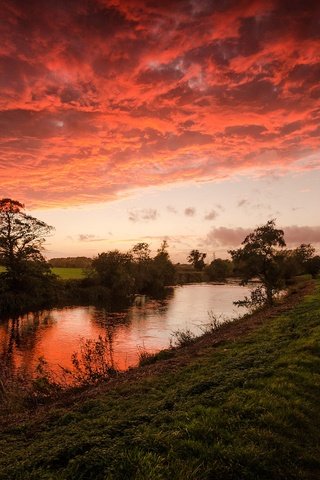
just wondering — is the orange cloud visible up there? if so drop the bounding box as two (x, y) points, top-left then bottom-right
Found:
(0, 0), (319, 207)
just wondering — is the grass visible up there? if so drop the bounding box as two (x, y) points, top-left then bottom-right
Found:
(51, 267), (86, 279)
(0, 281), (319, 479)
(0, 266), (85, 279)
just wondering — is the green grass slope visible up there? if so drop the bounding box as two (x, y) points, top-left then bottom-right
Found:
(0, 282), (319, 479)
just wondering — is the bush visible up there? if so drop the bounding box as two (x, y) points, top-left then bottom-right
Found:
(170, 328), (197, 348)
(62, 336), (117, 385)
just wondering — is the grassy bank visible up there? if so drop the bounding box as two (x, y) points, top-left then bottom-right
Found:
(0, 281), (319, 479)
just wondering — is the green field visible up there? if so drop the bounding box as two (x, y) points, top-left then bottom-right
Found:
(0, 280), (319, 479)
(51, 267), (86, 279)
(0, 266), (86, 279)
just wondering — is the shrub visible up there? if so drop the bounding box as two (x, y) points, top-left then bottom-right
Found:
(62, 336), (117, 385)
(170, 328), (197, 348)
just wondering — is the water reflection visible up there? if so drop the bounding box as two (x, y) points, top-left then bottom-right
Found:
(0, 311), (56, 376)
(0, 283), (250, 377)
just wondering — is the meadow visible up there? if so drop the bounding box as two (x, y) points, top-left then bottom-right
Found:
(0, 280), (319, 479)
(51, 267), (86, 280)
(0, 266), (85, 280)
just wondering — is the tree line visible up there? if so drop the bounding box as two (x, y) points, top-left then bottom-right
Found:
(188, 220), (320, 306)
(188, 237), (320, 283)
(49, 257), (92, 268)
(1, 198), (319, 315)
(88, 240), (175, 298)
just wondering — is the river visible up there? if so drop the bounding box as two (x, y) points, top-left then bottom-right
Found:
(0, 283), (251, 378)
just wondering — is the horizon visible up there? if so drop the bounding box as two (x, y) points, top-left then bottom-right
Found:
(1, 0), (319, 262)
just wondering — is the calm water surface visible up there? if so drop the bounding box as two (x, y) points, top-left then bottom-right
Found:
(0, 283), (251, 377)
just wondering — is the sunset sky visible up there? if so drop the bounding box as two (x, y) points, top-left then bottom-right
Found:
(1, 0), (319, 262)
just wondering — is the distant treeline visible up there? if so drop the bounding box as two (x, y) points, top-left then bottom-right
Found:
(49, 257), (92, 268)
(1, 198), (320, 317)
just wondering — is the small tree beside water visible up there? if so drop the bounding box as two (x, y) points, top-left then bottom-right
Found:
(229, 220), (287, 307)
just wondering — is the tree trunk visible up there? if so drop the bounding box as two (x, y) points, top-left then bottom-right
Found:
(266, 287), (274, 305)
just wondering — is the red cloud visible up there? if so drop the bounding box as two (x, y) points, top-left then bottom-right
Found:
(0, 0), (319, 207)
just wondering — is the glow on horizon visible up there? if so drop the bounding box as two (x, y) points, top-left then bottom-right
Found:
(31, 169), (320, 262)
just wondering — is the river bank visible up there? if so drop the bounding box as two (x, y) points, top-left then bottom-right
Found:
(0, 282), (251, 378)
(0, 279), (319, 479)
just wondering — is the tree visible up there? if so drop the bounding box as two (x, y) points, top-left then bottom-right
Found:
(282, 244), (319, 280)
(128, 242), (152, 293)
(131, 242), (151, 263)
(305, 255), (320, 278)
(91, 250), (134, 296)
(49, 257), (92, 268)
(91, 241), (176, 299)
(152, 240), (176, 289)
(229, 219), (286, 306)
(206, 258), (233, 281)
(187, 249), (207, 271)
(0, 198), (54, 290)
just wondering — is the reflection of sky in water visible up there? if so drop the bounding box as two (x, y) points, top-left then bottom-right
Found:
(0, 283), (251, 376)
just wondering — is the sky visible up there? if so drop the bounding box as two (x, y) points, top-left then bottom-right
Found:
(1, 0), (320, 262)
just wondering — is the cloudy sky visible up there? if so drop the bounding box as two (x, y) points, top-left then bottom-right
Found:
(1, 0), (319, 261)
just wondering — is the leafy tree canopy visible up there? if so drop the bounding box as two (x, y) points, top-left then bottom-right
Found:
(0, 199), (57, 310)
(229, 219), (286, 306)
(187, 249), (207, 271)
(206, 258), (233, 282)
(0, 199), (53, 267)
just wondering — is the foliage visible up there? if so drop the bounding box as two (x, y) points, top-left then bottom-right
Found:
(0, 198), (54, 287)
(148, 241), (176, 293)
(91, 241), (176, 298)
(49, 257), (92, 268)
(205, 258), (233, 281)
(201, 311), (233, 332)
(187, 249), (207, 270)
(62, 336), (117, 385)
(0, 198), (58, 313)
(233, 284), (269, 311)
(91, 250), (135, 297)
(130, 243), (153, 293)
(0, 281), (319, 479)
(283, 243), (320, 279)
(0, 356), (61, 411)
(230, 219), (287, 306)
(31, 357), (62, 398)
(131, 242), (151, 263)
(305, 255), (320, 277)
(170, 328), (197, 347)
